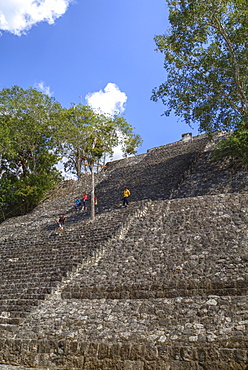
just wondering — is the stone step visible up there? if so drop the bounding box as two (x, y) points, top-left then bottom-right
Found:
(0, 323), (18, 333)
(0, 311), (27, 318)
(0, 317), (22, 325)
(61, 280), (248, 300)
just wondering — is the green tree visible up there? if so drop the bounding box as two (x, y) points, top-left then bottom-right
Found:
(60, 104), (142, 220)
(151, 0), (248, 160)
(58, 105), (96, 178)
(0, 86), (63, 220)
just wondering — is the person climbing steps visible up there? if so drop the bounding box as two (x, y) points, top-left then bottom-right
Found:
(56, 214), (66, 236)
(122, 187), (131, 207)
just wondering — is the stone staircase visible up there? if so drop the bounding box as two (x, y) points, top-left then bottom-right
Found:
(60, 193), (248, 301)
(0, 133), (247, 369)
(7, 193), (247, 369)
(0, 200), (146, 337)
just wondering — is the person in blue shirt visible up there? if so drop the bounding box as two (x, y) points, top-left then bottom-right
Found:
(75, 197), (81, 211)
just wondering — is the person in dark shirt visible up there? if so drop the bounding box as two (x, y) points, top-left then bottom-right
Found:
(56, 214), (66, 236)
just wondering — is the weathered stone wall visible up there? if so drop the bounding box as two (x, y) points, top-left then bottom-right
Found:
(172, 134), (248, 198)
(0, 133), (247, 369)
(0, 335), (247, 369)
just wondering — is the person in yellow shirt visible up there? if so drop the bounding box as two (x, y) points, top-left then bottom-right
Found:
(122, 187), (131, 207)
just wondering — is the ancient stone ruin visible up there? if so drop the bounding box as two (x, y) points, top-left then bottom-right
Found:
(0, 132), (247, 369)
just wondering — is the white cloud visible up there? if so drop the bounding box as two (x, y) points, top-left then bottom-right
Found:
(85, 83), (128, 161)
(0, 0), (73, 36)
(85, 83), (127, 115)
(35, 81), (53, 96)
(111, 146), (124, 161)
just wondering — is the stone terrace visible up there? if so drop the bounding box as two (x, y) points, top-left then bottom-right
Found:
(0, 133), (247, 369)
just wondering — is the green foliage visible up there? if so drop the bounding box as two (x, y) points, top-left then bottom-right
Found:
(59, 105), (142, 177)
(0, 86), (63, 221)
(152, 0), (248, 134)
(57, 104), (142, 221)
(214, 124), (248, 167)
(0, 86), (142, 222)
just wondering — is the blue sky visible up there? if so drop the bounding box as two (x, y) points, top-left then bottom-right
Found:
(0, 0), (198, 159)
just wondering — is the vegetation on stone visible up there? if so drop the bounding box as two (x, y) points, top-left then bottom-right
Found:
(214, 122), (248, 168)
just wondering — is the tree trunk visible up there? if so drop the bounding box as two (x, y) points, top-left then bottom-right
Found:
(90, 164), (95, 221)
(0, 154), (5, 180)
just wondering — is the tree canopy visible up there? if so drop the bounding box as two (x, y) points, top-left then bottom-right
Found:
(59, 104), (142, 178)
(0, 86), (142, 221)
(0, 86), (63, 220)
(152, 0), (248, 134)
(59, 104), (142, 220)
